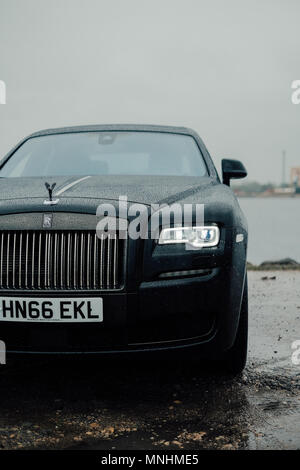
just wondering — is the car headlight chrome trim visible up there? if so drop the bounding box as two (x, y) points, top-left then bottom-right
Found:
(158, 225), (220, 248)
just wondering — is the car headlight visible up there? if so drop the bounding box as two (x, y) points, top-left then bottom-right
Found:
(158, 226), (220, 248)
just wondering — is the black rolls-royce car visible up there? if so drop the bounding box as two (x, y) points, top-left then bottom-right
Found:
(0, 125), (248, 374)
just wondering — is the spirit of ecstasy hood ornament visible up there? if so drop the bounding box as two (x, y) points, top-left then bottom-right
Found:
(45, 182), (56, 201)
(44, 182), (59, 205)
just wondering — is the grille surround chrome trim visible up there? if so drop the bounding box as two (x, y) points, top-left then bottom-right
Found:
(0, 230), (126, 292)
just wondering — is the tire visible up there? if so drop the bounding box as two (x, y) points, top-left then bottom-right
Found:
(220, 274), (248, 375)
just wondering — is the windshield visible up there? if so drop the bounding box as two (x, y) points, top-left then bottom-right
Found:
(0, 131), (208, 178)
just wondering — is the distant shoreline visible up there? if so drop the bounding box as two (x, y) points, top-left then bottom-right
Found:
(247, 265), (300, 270)
(247, 261), (300, 271)
(237, 194), (300, 198)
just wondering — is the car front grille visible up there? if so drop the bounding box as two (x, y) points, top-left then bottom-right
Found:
(0, 231), (124, 291)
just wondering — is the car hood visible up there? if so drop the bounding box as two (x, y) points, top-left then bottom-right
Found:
(0, 175), (246, 230)
(0, 175), (219, 206)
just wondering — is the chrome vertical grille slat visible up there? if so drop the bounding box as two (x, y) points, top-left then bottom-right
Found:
(93, 233), (97, 289)
(19, 233), (22, 288)
(44, 232), (48, 288)
(6, 233), (10, 288)
(31, 233), (35, 288)
(25, 232), (29, 289)
(12, 233), (16, 288)
(54, 233), (58, 288)
(73, 232), (78, 288)
(0, 232), (4, 288)
(80, 233), (85, 289)
(47, 233), (52, 288)
(60, 233), (65, 288)
(67, 233), (71, 289)
(100, 233), (104, 289)
(107, 235), (111, 289)
(38, 233), (42, 289)
(0, 230), (124, 291)
(113, 233), (118, 288)
(87, 233), (91, 289)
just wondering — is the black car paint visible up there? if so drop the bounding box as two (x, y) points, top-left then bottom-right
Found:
(0, 125), (248, 356)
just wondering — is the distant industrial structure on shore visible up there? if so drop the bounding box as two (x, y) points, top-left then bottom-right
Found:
(291, 167), (300, 191)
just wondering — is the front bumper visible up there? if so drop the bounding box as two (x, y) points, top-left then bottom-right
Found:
(1, 261), (246, 356)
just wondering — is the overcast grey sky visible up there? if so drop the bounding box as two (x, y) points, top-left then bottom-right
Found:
(0, 0), (299, 183)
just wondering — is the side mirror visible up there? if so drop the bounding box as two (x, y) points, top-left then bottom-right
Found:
(222, 159), (247, 186)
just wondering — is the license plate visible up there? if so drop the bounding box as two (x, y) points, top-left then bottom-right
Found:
(0, 297), (103, 323)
